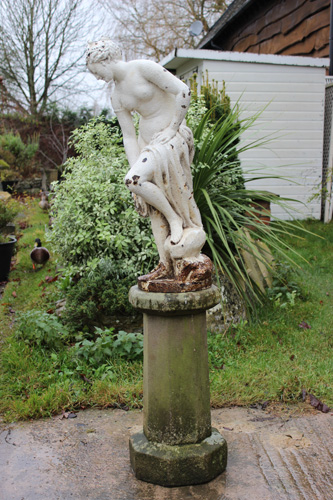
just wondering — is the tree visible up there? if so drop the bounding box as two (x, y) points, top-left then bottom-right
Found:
(0, 0), (93, 116)
(100, 0), (230, 61)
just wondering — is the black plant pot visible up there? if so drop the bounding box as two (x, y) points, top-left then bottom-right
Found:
(1, 181), (16, 193)
(0, 237), (16, 282)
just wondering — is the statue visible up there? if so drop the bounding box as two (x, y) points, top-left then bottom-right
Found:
(86, 37), (212, 292)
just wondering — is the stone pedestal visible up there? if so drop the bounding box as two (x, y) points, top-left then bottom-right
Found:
(128, 285), (227, 486)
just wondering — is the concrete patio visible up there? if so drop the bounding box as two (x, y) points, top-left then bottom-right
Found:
(1, 406), (332, 500)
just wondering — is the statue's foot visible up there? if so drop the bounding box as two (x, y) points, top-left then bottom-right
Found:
(170, 217), (183, 245)
(138, 262), (170, 281)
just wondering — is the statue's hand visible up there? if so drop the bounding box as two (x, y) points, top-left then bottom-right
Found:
(152, 127), (177, 145)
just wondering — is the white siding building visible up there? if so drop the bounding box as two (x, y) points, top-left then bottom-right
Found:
(161, 49), (329, 220)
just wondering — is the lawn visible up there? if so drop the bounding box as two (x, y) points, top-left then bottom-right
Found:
(210, 219), (333, 407)
(0, 198), (332, 421)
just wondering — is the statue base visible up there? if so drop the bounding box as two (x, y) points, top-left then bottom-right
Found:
(138, 254), (213, 293)
(129, 428), (227, 487)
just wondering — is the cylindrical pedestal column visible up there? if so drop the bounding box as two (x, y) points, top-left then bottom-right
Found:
(128, 285), (227, 486)
(143, 311), (211, 445)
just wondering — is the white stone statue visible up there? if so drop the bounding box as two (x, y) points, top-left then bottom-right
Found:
(86, 37), (211, 291)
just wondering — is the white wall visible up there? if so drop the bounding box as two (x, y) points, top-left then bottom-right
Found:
(172, 56), (326, 220)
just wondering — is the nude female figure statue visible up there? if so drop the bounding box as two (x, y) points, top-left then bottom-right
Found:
(86, 38), (211, 291)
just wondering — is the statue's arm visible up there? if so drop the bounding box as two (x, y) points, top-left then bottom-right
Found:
(142, 61), (191, 143)
(115, 108), (140, 167)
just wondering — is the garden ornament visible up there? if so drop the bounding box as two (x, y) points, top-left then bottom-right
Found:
(86, 37), (212, 292)
(38, 192), (50, 211)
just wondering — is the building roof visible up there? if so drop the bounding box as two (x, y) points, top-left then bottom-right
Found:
(197, 0), (256, 49)
(160, 48), (329, 71)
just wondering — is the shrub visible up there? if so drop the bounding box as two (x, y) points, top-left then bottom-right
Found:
(112, 330), (144, 360)
(15, 310), (70, 349)
(50, 90), (304, 318)
(191, 101), (305, 312)
(62, 259), (136, 331)
(0, 199), (19, 242)
(191, 71), (234, 123)
(49, 118), (157, 276)
(0, 132), (39, 172)
(73, 327), (143, 368)
(189, 73), (244, 193)
(0, 200), (18, 232)
(267, 261), (302, 308)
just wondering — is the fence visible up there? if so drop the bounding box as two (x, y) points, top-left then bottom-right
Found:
(322, 78), (333, 222)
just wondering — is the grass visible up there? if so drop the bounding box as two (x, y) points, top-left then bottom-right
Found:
(0, 340), (143, 420)
(0, 197), (59, 327)
(209, 220), (333, 407)
(0, 199), (332, 421)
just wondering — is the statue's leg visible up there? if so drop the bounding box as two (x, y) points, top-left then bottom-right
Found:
(149, 209), (172, 271)
(125, 161), (183, 245)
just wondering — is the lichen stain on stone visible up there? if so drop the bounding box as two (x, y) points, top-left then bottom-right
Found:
(129, 429), (227, 486)
(204, 431), (226, 446)
(129, 284), (220, 311)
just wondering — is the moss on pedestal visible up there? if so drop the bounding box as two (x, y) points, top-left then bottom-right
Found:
(128, 285), (220, 316)
(143, 312), (211, 445)
(129, 428), (227, 486)
(128, 285), (227, 485)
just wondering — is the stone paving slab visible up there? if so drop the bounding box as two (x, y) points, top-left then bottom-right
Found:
(0, 407), (332, 500)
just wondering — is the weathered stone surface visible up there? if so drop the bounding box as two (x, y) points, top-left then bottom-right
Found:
(129, 282), (223, 485)
(138, 254), (213, 292)
(1, 407), (332, 499)
(13, 177), (43, 193)
(128, 285), (226, 485)
(206, 272), (246, 333)
(129, 428), (227, 486)
(129, 284), (220, 316)
(143, 311), (211, 445)
(0, 191), (11, 202)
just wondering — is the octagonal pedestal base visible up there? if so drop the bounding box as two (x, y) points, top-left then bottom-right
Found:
(129, 428), (227, 487)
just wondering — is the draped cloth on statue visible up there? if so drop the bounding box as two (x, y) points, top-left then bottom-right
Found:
(132, 124), (203, 230)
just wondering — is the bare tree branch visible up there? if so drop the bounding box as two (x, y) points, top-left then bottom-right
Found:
(0, 0), (95, 115)
(99, 0), (230, 60)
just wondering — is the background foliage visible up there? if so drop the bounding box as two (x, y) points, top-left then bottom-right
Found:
(49, 117), (156, 277)
(62, 259), (136, 331)
(0, 131), (39, 180)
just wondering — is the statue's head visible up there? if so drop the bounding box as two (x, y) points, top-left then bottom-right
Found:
(86, 37), (121, 66)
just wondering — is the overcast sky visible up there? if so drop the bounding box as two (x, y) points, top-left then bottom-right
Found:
(64, 1), (115, 114)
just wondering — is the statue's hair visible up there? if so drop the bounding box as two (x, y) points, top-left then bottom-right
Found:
(86, 37), (121, 64)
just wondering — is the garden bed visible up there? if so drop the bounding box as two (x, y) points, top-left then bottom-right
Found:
(0, 199), (332, 422)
